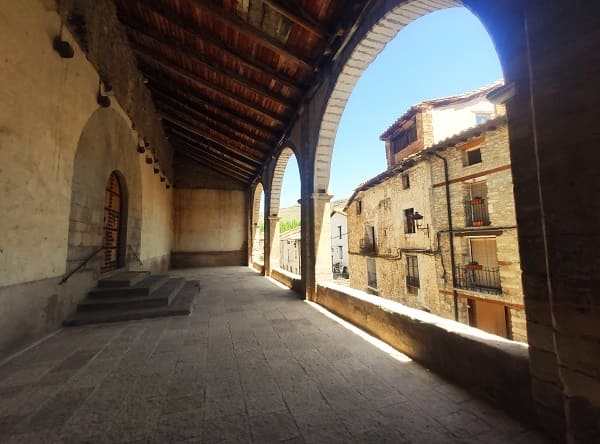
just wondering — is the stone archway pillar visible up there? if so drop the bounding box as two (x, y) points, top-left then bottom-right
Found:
(265, 215), (281, 276)
(305, 192), (333, 300)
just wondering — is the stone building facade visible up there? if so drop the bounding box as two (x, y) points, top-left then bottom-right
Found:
(280, 226), (301, 275)
(348, 86), (527, 341)
(330, 210), (349, 276)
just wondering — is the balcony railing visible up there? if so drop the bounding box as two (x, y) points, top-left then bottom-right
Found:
(406, 275), (420, 288)
(454, 263), (502, 295)
(465, 198), (490, 227)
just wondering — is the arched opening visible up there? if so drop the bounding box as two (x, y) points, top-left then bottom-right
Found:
(250, 182), (265, 265)
(316, 5), (527, 342)
(266, 147), (301, 277)
(101, 171), (128, 272)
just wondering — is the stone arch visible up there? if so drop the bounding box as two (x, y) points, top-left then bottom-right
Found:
(250, 181), (265, 264)
(66, 108), (142, 274)
(313, 0), (500, 192)
(268, 146), (296, 217)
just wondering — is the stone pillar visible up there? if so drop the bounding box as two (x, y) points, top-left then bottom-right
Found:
(264, 215), (280, 276)
(304, 192), (332, 300)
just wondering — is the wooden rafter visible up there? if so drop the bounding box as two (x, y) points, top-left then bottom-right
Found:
(262, 0), (330, 39)
(162, 115), (267, 158)
(176, 150), (250, 183)
(153, 95), (275, 147)
(189, 1), (313, 71)
(173, 139), (256, 176)
(166, 126), (263, 169)
(147, 81), (276, 134)
(120, 3), (303, 93)
(126, 26), (294, 108)
(138, 57), (285, 125)
(164, 121), (264, 165)
(158, 103), (272, 152)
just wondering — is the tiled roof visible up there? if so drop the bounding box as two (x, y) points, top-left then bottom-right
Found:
(345, 115), (507, 211)
(379, 81), (504, 140)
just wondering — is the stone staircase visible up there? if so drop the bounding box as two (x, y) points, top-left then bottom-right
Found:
(63, 271), (196, 326)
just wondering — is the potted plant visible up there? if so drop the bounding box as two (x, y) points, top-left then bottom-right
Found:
(466, 261), (483, 271)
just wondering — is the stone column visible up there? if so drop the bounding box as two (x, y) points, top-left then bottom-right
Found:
(264, 215), (280, 276)
(304, 192), (333, 300)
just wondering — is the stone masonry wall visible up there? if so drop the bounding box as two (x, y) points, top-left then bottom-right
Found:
(430, 124), (526, 341)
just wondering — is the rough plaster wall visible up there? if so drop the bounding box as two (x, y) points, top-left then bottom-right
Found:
(139, 159), (173, 272)
(67, 108), (142, 271)
(173, 189), (247, 254)
(0, 0), (173, 358)
(431, 97), (499, 143)
(0, 0), (100, 286)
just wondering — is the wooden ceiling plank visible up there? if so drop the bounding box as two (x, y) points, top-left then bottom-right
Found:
(166, 127), (263, 169)
(262, 0), (329, 39)
(175, 140), (256, 175)
(127, 27), (294, 108)
(147, 80), (276, 134)
(154, 96), (275, 147)
(189, 1), (313, 71)
(164, 120), (265, 164)
(176, 150), (250, 183)
(137, 55), (286, 125)
(125, 2), (302, 92)
(163, 114), (269, 156)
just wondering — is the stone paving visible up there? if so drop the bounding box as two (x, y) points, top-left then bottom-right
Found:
(0, 267), (549, 443)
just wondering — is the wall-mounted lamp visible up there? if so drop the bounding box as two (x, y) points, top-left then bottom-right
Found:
(412, 211), (430, 237)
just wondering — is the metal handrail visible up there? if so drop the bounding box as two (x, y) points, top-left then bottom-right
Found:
(128, 244), (143, 267)
(59, 247), (104, 285)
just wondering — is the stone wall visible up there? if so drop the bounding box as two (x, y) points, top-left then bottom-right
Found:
(314, 283), (536, 426)
(430, 123), (527, 341)
(0, 0), (173, 358)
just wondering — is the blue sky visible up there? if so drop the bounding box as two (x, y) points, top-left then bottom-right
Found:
(277, 7), (503, 208)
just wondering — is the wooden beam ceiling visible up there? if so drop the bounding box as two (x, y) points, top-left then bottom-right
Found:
(153, 94), (275, 146)
(136, 53), (286, 125)
(126, 27), (295, 108)
(147, 81), (277, 134)
(189, 1), (314, 71)
(119, 3), (303, 93)
(164, 124), (263, 167)
(113, 0), (354, 185)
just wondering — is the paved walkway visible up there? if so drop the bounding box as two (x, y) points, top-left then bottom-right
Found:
(0, 267), (548, 443)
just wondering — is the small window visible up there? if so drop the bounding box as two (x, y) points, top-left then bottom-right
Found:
(402, 174), (410, 189)
(406, 255), (420, 288)
(404, 208), (416, 234)
(465, 148), (482, 166)
(357, 200), (362, 214)
(338, 225), (342, 239)
(391, 123), (418, 154)
(338, 245), (343, 260)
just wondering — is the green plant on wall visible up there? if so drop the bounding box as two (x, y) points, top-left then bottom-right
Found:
(280, 219), (300, 233)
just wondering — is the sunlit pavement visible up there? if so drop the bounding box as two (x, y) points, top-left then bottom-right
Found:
(0, 267), (549, 443)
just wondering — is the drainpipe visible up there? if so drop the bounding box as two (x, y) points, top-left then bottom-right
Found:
(433, 152), (459, 321)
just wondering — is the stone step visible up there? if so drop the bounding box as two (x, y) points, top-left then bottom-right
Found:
(97, 271), (151, 288)
(63, 281), (197, 327)
(88, 275), (169, 299)
(77, 278), (185, 312)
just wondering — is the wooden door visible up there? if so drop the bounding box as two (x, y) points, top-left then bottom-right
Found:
(472, 299), (509, 338)
(102, 172), (123, 272)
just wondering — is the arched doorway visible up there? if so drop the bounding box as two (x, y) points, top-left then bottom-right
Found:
(101, 171), (127, 272)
